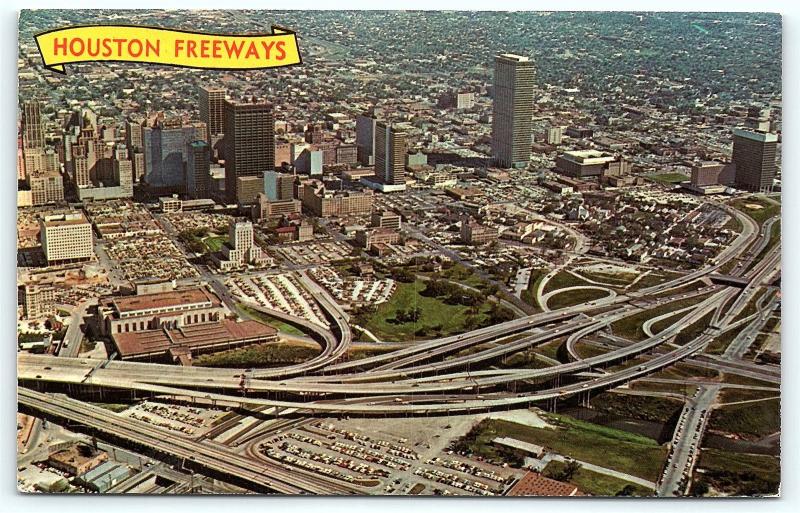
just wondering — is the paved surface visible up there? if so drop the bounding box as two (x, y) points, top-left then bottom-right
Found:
(657, 385), (719, 496)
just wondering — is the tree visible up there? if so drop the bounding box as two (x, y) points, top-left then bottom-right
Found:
(690, 480), (710, 497)
(616, 484), (637, 496)
(558, 460), (582, 481)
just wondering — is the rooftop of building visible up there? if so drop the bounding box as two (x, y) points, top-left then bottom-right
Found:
(111, 318), (277, 358)
(561, 149), (617, 163)
(110, 287), (221, 314)
(733, 128), (779, 143)
(41, 212), (89, 226)
(506, 471), (585, 497)
(497, 53), (530, 62)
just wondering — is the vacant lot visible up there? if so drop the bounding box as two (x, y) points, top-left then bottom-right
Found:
(694, 448), (779, 496)
(454, 415), (667, 482)
(646, 173), (688, 184)
(708, 398), (780, 439)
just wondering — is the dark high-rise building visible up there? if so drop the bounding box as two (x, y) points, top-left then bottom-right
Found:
(223, 99), (275, 204)
(491, 54), (535, 169)
(186, 140), (211, 199)
(356, 114), (376, 166)
(732, 129), (778, 193)
(374, 121), (406, 190)
(22, 100), (45, 150)
(143, 122), (205, 189)
(199, 86), (226, 142)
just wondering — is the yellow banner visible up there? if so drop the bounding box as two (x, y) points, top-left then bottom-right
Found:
(35, 24), (301, 74)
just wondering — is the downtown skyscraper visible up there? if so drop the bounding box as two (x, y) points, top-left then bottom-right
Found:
(223, 99), (275, 204)
(491, 54), (535, 169)
(732, 128), (778, 193)
(22, 100), (45, 150)
(374, 121), (407, 191)
(199, 86), (226, 143)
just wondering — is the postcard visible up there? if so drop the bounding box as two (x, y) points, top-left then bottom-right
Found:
(16, 9), (781, 497)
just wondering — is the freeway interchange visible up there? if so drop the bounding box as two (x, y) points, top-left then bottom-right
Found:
(18, 201), (781, 495)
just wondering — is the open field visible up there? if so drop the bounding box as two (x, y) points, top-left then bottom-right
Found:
(543, 272), (590, 294)
(729, 197), (781, 228)
(708, 398), (780, 439)
(590, 392), (684, 424)
(454, 415), (667, 482)
(646, 173), (688, 184)
(610, 293), (712, 341)
(694, 449), (780, 496)
(547, 288), (609, 310)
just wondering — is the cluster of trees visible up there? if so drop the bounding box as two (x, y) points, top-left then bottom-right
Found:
(692, 470), (778, 497)
(550, 460), (582, 482)
(392, 306), (422, 324)
(423, 279), (485, 307)
(391, 267), (416, 283)
(178, 228), (210, 254)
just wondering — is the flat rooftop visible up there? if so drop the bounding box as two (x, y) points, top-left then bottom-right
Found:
(507, 471), (585, 497)
(112, 319), (278, 358)
(561, 149), (617, 164)
(111, 287), (221, 314)
(42, 212), (89, 226)
(497, 53), (530, 62)
(733, 128), (778, 143)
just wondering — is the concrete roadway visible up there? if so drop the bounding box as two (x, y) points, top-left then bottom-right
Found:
(18, 292), (729, 416)
(657, 385), (719, 496)
(57, 298), (97, 358)
(18, 388), (358, 495)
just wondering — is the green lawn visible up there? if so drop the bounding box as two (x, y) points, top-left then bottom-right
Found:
(708, 398), (780, 439)
(611, 293), (712, 341)
(729, 197), (781, 228)
(542, 271), (591, 294)
(203, 235), (228, 252)
(575, 342), (610, 360)
(360, 280), (492, 342)
(751, 219), (781, 270)
(543, 460), (653, 496)
(520, 268), (547, 311)
(646, 173), (688, 184)
(626, 270), (684, 291)
(574, 269), (638, 288)
(547, 288), (609, 310)
(343, 346), (398, 361)
(456, 415), (668, 482)
(236, 304), (308, 337)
